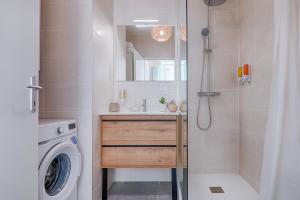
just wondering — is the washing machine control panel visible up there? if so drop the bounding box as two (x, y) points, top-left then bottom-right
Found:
(68, 123), (76, 130)
(55, 122), (77, 136)
(56, 122), (77, 135)
(39, 120), (78, 143)
(71, 136), (78, 144)
(57, 127), (65, 134)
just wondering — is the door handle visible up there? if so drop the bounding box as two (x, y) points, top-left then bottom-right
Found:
(27, 85), (43, 90)
(27, 76), (43, 113)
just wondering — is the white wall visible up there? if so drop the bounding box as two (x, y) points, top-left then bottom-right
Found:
(39, 0), (94, 199)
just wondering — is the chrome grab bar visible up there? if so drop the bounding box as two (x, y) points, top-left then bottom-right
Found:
(197, 91), (221, 97)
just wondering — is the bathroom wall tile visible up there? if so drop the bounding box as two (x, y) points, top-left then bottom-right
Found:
(239, 85), (271, 110)
(40, 31), (45, 59)
(252, 55), (274, 87)
(255, 27), (274, 62)
(197, 147), (239, 172)
(44, 30), (92, 58)
(193, 106), (239, 131)
(202, 129), (239, 149)
(213, 0), (239, 11)
(211, 30), (239, 50)
(239, 0), (255, 26)
(212, 10), (239, 30)
(44, 57), (92, 85)
(44, 84), (92, 112)
(239, 109), (269, 133)
(239, 130), (256, 161)
(254, 0), (274, 35)
(239, 0), (274, 191)
(209, 90), (238, 110)
(210, 50), (238, 90)
(42, 2), (92, 31)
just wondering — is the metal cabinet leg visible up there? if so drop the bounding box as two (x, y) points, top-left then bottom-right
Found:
(172, 168), (178, 200)
(102, 168), (108, 200)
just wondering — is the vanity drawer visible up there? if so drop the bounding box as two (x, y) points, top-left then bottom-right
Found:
(101, 147), (176, 168)
(102, 121), (176, 145)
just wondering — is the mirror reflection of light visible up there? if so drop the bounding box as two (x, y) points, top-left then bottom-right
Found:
(135, 24), (157, 28)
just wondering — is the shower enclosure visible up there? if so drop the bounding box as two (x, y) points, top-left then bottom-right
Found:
(187, 0), (275, 199)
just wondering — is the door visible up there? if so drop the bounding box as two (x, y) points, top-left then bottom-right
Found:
(0, 0), (40, 199)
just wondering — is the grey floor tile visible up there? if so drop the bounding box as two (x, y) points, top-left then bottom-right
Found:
(108, 195), (118, 200)
(108, 181), (173, 200)
(118, 182), (159, 196)
(109, 182), (124, 195)
(158, 182), (172, 196)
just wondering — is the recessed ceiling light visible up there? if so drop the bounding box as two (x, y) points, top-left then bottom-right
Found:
(133, 19), (159, 23)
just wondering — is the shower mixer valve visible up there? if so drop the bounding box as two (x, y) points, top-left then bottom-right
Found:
(197, 91), (221, 97)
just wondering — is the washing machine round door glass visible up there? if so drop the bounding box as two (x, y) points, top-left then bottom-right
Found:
(39, 142), (81, 200)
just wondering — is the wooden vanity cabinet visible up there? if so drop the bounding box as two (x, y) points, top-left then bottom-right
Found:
(99, 115), (177, 168)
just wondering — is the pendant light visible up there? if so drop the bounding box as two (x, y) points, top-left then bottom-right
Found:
(151, 26), (173, 42)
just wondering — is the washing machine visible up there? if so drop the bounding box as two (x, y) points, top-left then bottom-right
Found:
(38, 119), (81, 200)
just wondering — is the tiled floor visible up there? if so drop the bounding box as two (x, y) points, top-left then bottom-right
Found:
(189, 173), (259, 200)
(108, 182), (172, 200)
(108, 174), (258, 200)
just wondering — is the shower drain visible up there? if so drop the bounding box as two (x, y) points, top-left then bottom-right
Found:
(209, 186), (224, 193)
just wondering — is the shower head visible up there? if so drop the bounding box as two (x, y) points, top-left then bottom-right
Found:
(201, 28), (210, 37)
(203, 0), (226, 6)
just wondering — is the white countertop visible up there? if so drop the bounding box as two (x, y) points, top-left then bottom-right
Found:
(99, 111), (185, 116)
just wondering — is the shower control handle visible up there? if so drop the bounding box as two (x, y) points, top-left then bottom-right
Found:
(197, 92), (221, 97)
(57, 127), (65, 134)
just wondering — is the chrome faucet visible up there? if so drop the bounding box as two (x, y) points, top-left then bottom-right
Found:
(142, 99), (147, 112)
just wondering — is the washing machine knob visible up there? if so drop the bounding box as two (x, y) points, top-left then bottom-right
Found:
(57, 127), (65, 134)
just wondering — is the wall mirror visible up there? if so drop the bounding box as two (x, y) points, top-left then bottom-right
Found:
(116, 25), (176, 81)
(114, 0), (187, 82)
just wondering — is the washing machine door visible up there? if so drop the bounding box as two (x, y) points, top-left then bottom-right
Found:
(39, 142), (81, 200)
